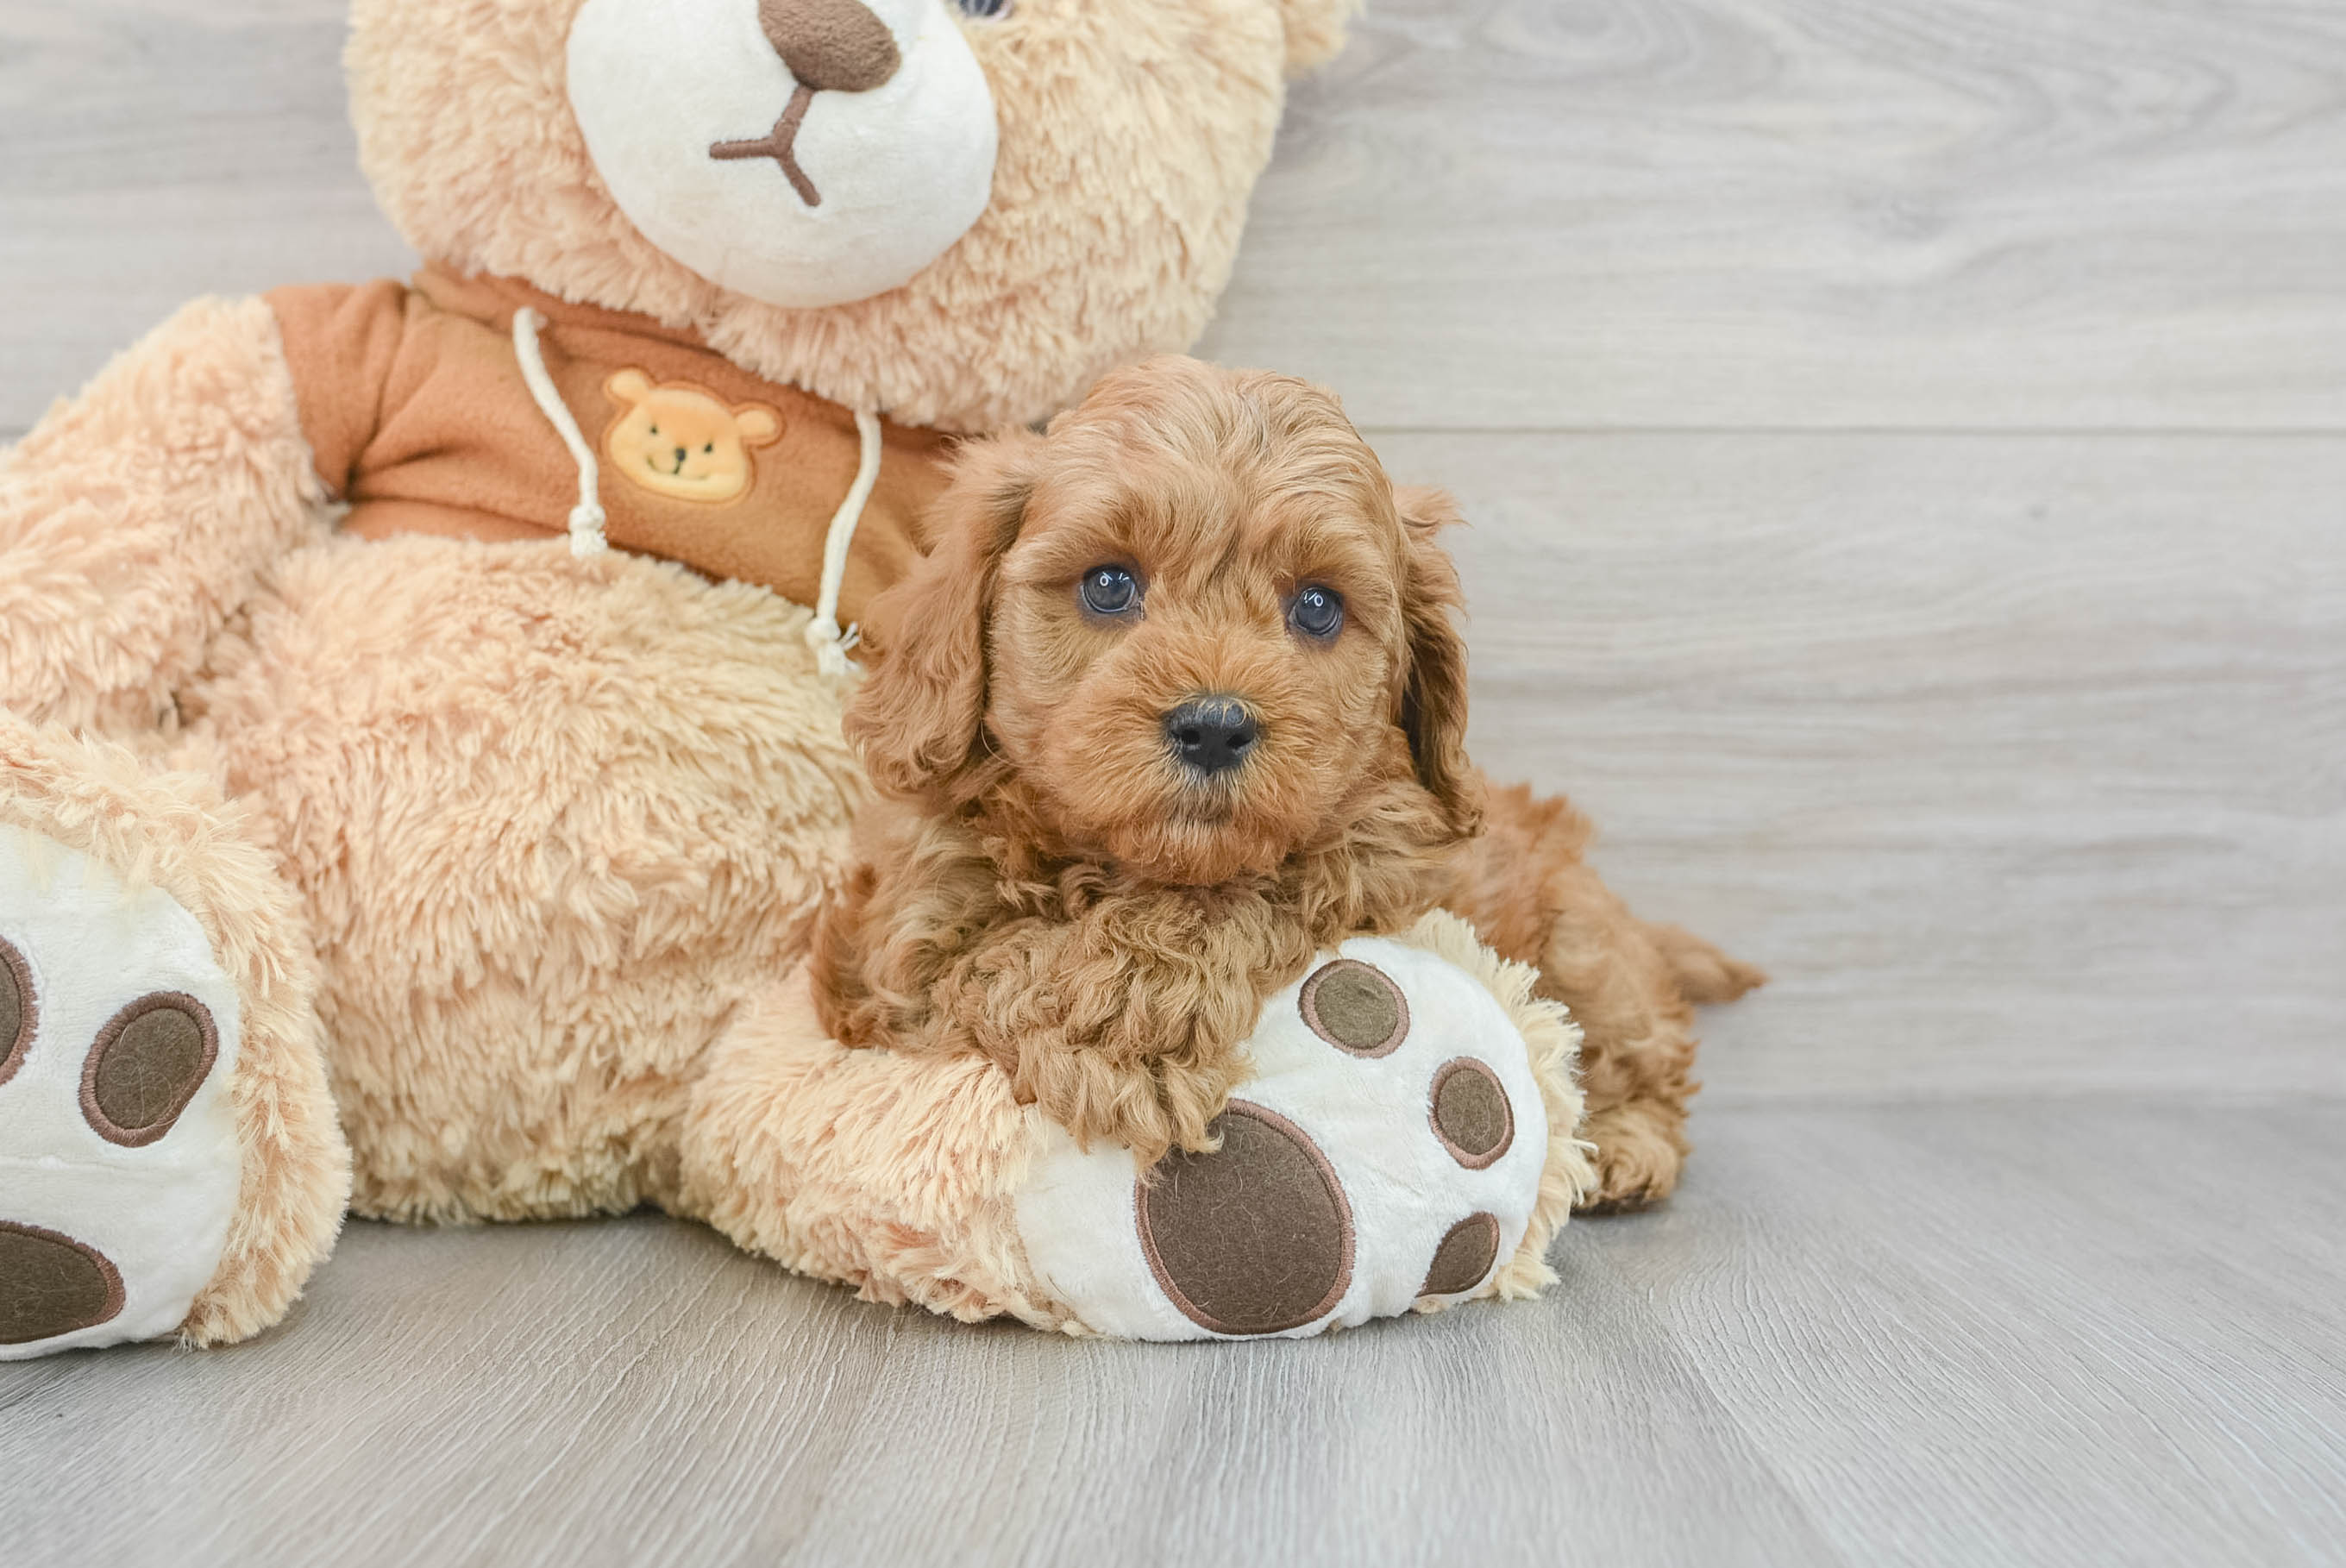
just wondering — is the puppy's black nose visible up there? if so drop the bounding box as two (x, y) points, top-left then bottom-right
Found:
(1164, 698), (1260, 776)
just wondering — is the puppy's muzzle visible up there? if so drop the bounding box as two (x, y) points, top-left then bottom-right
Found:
(1164, 697), (1260, 778)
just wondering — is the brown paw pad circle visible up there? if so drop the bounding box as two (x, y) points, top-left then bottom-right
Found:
(1136, 1101), (1356, 1336)
(1298, 958), (1408, 1057)
(80, 993), (219, 1148)
(1429, 1057), (1515, 1170)
(0, 1221), (126, 1345)
(0, 937), (32, 1089)
(1422, 1212), (1502, 1297)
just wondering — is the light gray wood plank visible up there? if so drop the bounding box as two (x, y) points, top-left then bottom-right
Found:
(4, 1100), (2341, 1568)
(0, 0), (416, 433)
(1198, 0), (2346, 430)
(8, 0), (2346, 435)
(1596, 1099), (2346, 1567)
(1375, 429), (2346, 1100)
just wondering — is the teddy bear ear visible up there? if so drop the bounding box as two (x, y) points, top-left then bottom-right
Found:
(733, 405), (783, 446)
(605, 367), (654, 404)
(1279, 0), (1362, 77)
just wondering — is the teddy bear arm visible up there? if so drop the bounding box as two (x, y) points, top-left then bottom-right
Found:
(680, 970), (1075, 1332)
(0, 295), (334, 737)
(685, 916), (1591, 1341)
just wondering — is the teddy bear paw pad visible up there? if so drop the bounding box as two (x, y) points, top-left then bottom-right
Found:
(0, 825), (243, 1357)
(1134, 1101), (1354, 1336)
(1013, 935), (1552, 1339)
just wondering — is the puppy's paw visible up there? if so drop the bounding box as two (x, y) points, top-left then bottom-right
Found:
(1578, 1103), (1686, 1214)
(1013, 1041), (1250, 1170)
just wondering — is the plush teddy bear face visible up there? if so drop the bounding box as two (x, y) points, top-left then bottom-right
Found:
(570, 0), (999, 311)
(601, 368), (786, 504)
(348, 0), (1357, 433)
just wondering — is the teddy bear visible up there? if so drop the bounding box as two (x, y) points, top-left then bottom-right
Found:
(0, 0), (1732, 1356)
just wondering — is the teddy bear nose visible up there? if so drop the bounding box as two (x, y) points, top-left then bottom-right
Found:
(757, 0), (901, 93)
(1164, 698), (1260, 777)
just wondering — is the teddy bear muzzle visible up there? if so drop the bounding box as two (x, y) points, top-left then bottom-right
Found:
(568, 0), (998, 309)
(709, 0), (905, 207)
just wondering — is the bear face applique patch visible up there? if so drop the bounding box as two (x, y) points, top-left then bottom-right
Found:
(603, 368), (784, 505)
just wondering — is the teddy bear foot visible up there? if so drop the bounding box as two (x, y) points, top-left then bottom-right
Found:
(0, 823), (249, 1355)
(0, 719), (350, 1357)
(1013, 917), (1598, 1340)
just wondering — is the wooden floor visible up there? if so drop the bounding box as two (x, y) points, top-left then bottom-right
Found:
(5, 1101), (2342, 1568)
(3, 2), (2343, 1564)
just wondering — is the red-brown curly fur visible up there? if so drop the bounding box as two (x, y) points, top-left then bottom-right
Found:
(813, 357), (1760, 1202)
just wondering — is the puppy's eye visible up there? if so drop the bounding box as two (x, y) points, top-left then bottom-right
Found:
(1079, 566), (1139, 618)
(955, 0), (1012, 16)
(1289, 585), (1344, 641)
(703, 442), (716, 454)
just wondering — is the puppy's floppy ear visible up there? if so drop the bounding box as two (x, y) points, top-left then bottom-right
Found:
(847, 430), (1041, 800)
(1393, 484), (1481, 838)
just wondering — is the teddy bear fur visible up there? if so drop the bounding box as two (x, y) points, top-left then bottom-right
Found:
(0, 0), (1368, 1343)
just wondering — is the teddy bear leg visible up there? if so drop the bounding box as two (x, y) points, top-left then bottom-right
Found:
(675, 968), (1069, 1329)
(0, 717), (349, 1356)
(0, 295), (327, 740)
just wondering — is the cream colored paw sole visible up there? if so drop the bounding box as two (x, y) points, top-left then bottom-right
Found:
(1013, 933), (1555, 1340)
(0, 824), (243, 1357)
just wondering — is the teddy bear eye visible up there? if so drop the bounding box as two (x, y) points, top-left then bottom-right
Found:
(704, 442), (716, 454)
(1079, 566), (1139, 618)
(955, 0), (1011, 16)
(648, 423), (660, 436)
(1289, 585), (1344, 641)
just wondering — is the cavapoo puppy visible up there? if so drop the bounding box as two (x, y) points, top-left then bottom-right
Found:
(812, 356), (1758, 1205)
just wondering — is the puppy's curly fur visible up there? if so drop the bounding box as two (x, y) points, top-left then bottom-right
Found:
(814, 357), (1760, 1201)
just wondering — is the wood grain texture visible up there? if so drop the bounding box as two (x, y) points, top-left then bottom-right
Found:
(0, 0), (416, 435)
(1199, 0), (2346, 429)
(3, 1101), (2341, 1568)
(1395, 429), (2346, 1100)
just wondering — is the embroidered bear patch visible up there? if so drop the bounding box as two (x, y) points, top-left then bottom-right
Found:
(603, 367), (784, 505)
